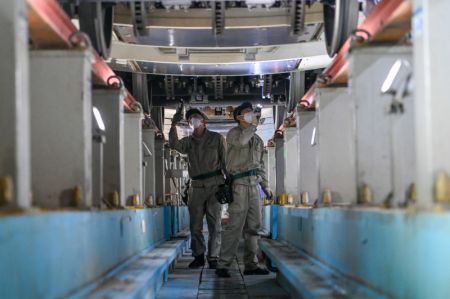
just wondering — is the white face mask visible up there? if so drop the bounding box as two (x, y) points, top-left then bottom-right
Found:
(190, 118), (202, 129)
(243, 112), (254, 123)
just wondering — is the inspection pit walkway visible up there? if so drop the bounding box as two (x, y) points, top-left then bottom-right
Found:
(156, 241), (290, 299)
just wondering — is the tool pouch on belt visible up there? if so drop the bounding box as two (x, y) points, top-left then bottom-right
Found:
(215, 178), (233, 204)
(181, 179), (190, 205)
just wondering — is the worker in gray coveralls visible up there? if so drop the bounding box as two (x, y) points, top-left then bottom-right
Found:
(216, 102), (273, 278)
(170, 107), (227, 269)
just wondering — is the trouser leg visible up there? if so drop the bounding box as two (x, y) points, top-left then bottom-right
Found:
(243, 185), (262, 270)
(205, 185), (222, 262)
(217, 184), (248, 269)
(188, 187), (206, 257)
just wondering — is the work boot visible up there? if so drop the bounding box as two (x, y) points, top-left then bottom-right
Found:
(244, 267), (270, 275)
(208, 260), (218, 269)
(188, 254), (205, 269)
(215, 268), (231, 278)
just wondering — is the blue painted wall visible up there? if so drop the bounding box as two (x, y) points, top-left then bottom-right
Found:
(177, 206), (189, 233)
(277, 206), (450, 299)
(261, 205), (271, 233)
(164, 206), (189, 238)
(0, 207), (189, 299)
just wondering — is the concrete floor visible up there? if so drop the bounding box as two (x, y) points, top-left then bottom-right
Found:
(156, 242), (290, 299)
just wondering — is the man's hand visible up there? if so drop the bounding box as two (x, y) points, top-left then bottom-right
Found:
(264, 188), (273, 201)
(172, 112), (183, 125)
(253, 112), (261, 126)
(224, 175), (232, 186)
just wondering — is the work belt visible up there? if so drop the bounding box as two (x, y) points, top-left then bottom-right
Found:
(191, 169), (222, 181)
(231, 169), (258, 180)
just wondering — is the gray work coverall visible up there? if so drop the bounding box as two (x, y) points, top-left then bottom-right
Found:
(218, 124), (268, 270)
(169, 127), (226, 262)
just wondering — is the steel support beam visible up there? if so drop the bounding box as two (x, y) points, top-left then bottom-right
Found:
(274, 137), (285, 199)
(124, 112), (143, 205)
(0, 0), (31, 209)
(92, 89), (125, 208)
(349, 46), (415, 206)
(274, 105), (286, 131)
(267, 146), (277, 197)
(142, 128), (156, 204)
(30, 50), (92, 208)
(132, 73), (150, 112)
(151, 106), (165, 132)
(316, 87), (356, 204)
(154, 137), (166, 205)
(288, 71), (305, 112)
(164, 146), (173, 205)
(297, 110), (318, 202)
(413, 0), (450, 208)
(283, 128), (300, 204)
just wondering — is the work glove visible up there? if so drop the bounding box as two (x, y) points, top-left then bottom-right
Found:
(263, 188), (273, 201)
(224, 175), (233, 186)
(171, 112), (183, 125)
(253, 112), (262, 126)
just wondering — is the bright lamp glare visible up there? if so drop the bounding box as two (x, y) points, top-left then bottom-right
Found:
(93, 107), (106, 131)
(381, 60), (402, 93)
(311, 127), (316, 146)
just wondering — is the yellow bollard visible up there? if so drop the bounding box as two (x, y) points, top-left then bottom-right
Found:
(408, 183), (417, 203)
(110, 191), (120, 208)
(322, 189), (332, 205)
(435, 171), (450, 203)
(287, 193), (294, 205)
(0, 176), (13, 206)
(156, 196), (164, 206)
(145, 195), (154, 207)
(72, 185), (83, 207)
(131, 194), (140, 206)
(301, 191), (310, 205)
(279, 192), (286, 206)
(359, 184), (372, 204)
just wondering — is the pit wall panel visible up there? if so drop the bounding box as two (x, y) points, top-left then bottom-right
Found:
(0, 207), (189, 299)
(142, 129), (156, 203)
(261, 205), (271, 233)
(92, 89), (125, 207)
(277, 206), (450, 299)
(316, 87), (357, 203)
(0, 0), (31, 209)
(349, 46), (415, 205)
(124, 113), (143, 204)
(274, 138), (285, 198)
(283, 128), (300, 203)
(30, 50), (92, 208)
(177, 205), (190, 233)
(297, 111), (319, 201)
